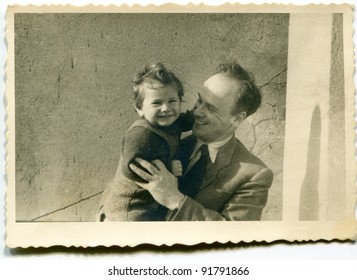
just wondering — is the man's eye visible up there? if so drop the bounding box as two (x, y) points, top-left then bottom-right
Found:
(169, 99), (178, 103)
(207, 104), (216, 113)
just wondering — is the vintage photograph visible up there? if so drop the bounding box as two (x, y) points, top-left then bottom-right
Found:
(5, 4), (356, 247)
(14, 12), (287, 223)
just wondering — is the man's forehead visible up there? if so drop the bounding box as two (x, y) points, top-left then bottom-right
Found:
(203, 73), (241, 97)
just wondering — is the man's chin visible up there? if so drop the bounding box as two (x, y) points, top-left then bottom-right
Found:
(193, 124), (208, 137)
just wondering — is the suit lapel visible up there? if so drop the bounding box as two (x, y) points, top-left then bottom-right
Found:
(202, 136), (238, 187)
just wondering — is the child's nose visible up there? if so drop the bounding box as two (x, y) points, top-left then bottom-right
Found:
(161, 103), (170, 111)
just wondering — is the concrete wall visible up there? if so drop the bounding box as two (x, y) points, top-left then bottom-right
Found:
(280, 13), (347, 221)
(14, 13), (289, 221)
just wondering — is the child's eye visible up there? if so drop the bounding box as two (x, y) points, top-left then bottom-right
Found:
(169, 99), (178, 103)
(151, 101), (162, 105)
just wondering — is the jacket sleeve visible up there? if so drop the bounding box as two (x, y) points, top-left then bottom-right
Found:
(166, 167), (273, 221)
(121, 127), (171, 182)
(176, 110), (195, 132)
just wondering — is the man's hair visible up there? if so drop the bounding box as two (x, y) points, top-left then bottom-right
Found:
(132, 63), (184, 109)
(216, 62), (262, 117)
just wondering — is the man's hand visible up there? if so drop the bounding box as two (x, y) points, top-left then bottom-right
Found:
(129, 159), (185, 210)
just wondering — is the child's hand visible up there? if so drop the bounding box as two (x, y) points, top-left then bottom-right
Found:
(171, 160), (183, 177)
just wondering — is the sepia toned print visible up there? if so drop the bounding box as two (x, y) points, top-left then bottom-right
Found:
(5, 4), (357, 247)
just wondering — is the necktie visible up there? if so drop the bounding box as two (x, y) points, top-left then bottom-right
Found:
(197, 144), (209, 170)
(179, 144), (209, 197)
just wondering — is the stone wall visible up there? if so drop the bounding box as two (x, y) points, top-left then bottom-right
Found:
(14, 13), (289, 221)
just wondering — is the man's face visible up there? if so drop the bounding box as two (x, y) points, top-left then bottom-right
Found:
(193, 73), (241, 143)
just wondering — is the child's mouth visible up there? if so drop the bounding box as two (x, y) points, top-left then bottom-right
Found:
(158, 115), (174, 119)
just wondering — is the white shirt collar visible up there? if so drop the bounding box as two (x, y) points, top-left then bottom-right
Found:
(191, 135), (233, 163)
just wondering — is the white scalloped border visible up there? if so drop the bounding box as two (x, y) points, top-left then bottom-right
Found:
(4, 3), (357, 249)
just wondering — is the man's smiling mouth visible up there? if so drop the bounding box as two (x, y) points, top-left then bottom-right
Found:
(195, 119), (207, 125)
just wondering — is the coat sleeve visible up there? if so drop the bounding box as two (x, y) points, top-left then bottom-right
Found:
(176, 110), (195, 132)
(166, 167), (273, 221)
(121, 127), (171, 183)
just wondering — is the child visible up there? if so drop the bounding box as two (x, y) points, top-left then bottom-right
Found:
(97, 63), (193, 221)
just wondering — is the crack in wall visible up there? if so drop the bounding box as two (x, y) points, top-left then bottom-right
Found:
(30, 191), (103, 221)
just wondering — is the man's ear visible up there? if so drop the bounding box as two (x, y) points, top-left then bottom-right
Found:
(231, 111), (247, 128)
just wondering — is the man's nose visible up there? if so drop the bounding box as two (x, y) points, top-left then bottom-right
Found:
(193, 102), (205, 116)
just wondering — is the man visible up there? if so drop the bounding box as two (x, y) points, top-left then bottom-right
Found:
(130, 62), (273, 221)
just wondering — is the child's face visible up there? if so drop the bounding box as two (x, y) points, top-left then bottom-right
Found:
(137, 82), (181, 127)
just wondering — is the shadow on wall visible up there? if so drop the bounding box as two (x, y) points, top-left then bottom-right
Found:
(299, 105), (321, 221)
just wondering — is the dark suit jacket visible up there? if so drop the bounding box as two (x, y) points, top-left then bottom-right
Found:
(167, 135), (273, 221)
